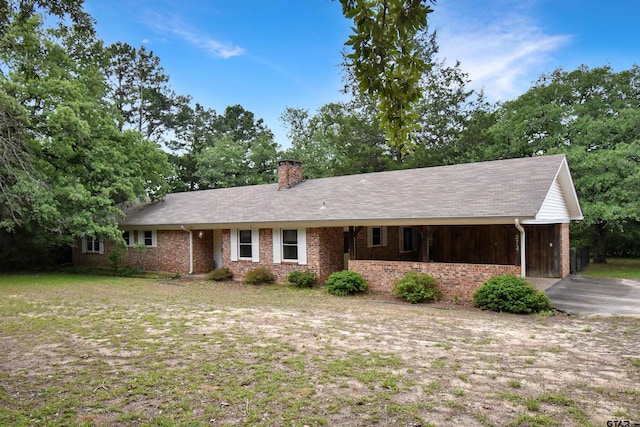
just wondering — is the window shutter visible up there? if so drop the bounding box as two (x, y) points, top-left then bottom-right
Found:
(230, 229), (238, 261)
(81, 238), (87, 254)
(367, 227), (373, 248)
(297, 228), (307, 265)
(399, 228), (405, 253)
(99, 239), (104, 255)
(272, 228), (281, 264)
(251, 229), (260, 262)
(382, 226), (388, 246)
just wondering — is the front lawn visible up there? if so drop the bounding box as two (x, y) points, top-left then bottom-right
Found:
(581, 257), (640, 279)
(0, 273), (638, 426)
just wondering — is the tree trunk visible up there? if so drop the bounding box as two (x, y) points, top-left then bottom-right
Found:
(593, 221), (607, 264)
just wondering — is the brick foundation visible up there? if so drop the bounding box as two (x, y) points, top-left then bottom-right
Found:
(349, 260), (520, 302)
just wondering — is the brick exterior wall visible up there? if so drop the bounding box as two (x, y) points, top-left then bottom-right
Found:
(144, 230), (189, 272)
(73, 242), (111, 269)
(192, 230), (215, 273)
(349, 260), (520, 302)
(223, 227), (344, 284)
(73, 222), (567, 292)
(72, 229), (214, 274)
(312, 227), (345, 283)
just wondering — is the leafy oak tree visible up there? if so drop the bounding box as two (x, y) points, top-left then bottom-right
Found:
(339, 0), (435, 151)
(401, 29), (490, 166)
(281, 102), (392, 178)
(195, 133), (278, 189)
(487, 65), (640, 262)
(0, 14), (171, 268)
(167, 104), (279, 191)
(289, 26), (483, 175)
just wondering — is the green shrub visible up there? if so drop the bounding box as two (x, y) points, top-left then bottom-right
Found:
(325, 270), (367, 296)
(108, 247), (125, 271)
(473, 275), (551, 314)
(392, 271), (442, 303)
(244, 267), (275, 285)
(287, 270), (318, 288)
(207, 267), (233, 281)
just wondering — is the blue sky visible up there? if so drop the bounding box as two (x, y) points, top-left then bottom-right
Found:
(84, 0), (639, 148)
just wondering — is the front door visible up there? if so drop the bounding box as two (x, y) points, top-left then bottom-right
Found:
(213, 229), (223, 269)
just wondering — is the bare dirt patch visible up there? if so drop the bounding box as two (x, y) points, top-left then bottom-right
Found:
(0, 274), (638, 426)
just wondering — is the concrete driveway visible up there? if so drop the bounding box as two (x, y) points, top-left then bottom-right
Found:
(545, 275), (640, 316)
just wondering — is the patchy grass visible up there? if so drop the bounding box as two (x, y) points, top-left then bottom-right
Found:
(581, 257), (640, 279)
(0, 273), (639, 426)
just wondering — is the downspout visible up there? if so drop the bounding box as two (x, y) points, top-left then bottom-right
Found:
(514, 219), (526, 278)
(181, 225), (194, 274)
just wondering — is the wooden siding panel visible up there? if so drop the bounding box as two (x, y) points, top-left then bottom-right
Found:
(525, 224), (561, 277)
(430, 225), (518, 266)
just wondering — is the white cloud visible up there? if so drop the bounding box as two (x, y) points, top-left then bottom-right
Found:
(144, 12), (245, 59)
(168, 26), (245, 59)
(431, 1), (572, 101)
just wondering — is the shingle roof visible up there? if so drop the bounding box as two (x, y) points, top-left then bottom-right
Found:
(121, 154), (579, 228)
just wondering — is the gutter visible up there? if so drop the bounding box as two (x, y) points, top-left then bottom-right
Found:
(181, 225), (194, 274)
(514, 219), (526, 278)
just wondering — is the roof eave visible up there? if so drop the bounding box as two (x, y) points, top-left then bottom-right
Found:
(120, 215), (539, 230)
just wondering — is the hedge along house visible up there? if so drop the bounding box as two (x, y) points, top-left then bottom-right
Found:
(73, 155), (582, 301)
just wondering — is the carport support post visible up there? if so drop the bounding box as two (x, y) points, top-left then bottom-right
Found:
(515, 219), (526, 278)
(348, 226), (363, 261)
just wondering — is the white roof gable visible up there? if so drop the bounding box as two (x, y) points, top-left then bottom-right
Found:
(523, 156), (583, 224)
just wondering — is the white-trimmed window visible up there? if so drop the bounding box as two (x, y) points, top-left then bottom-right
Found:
(122, 230), (132, 247)
(400, 226), (415, 253)
(238, 230), (253, 259)
(282, 229), (298, 260)
(137, 230), (157, 247)
(272, 228), (307, 265)
(82, 237), (103, 254)
(230, 229), (259, 262)
(367, 226), (387, 247)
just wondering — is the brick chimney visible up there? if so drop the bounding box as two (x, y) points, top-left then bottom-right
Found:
(277, 160), (303, 189)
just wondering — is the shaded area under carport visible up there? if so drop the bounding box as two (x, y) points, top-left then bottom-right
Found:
(545, 275), (640, 316)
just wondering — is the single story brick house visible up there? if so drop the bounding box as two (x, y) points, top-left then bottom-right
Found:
(73, 154), (583, 301)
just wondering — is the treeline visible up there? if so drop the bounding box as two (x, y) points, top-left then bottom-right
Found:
(1, 2), (638, 270)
